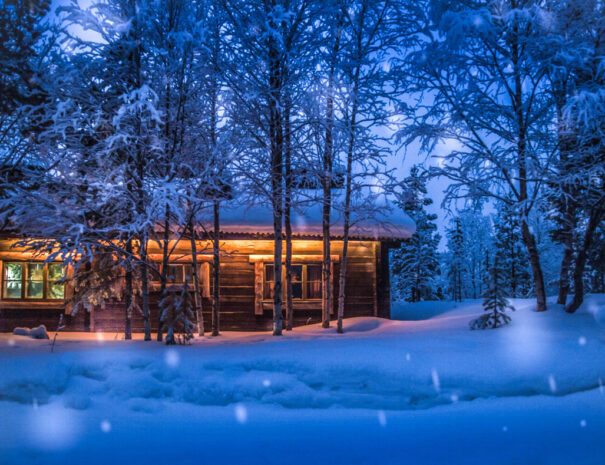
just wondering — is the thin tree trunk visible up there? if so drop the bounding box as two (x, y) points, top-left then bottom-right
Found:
(566, 205), (604, 313)
(139, 233), (151, 341)
(124, 239), (133, 340)
(284, 98), (293, 331)
(189, 220), (204, 336)
(557, 232), (573, 305)
(322, 12), (344, 329)
(268, 15), (283, 337)
(513, 22), (547, 312)
(520, 219), (547, 312)
(212, 200), (220, 336)
(555, 92), (576, 306)
(157, 204), (170, 341)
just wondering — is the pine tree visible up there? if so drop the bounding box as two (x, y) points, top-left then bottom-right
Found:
(160, 281), (195, 345)
(391, 166), (440, 302)
(470, 258), (515, 330)
(493, 203), (531, 298)
(446, 217), (464, 302)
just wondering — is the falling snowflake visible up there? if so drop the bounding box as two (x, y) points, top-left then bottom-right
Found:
(548, 374), (557, 393)
(431, 369), (440, 393)
(262, 379), (271, 387)
(164, 349), (179, 368)
(578, 336), (587, 346)
(377, 410), (387, 427)
(234, 404), (248, 424)
(100, 420), (111, 433)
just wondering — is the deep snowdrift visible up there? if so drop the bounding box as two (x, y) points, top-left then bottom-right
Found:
(0, 296), (604, 464)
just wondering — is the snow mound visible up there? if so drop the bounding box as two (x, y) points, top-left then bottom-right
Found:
(13, 325), (49, 340)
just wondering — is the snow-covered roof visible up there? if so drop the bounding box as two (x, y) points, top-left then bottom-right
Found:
(214, 191), (415, 241)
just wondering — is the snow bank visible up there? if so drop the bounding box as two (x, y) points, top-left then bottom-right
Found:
(0, 296), (604, 464)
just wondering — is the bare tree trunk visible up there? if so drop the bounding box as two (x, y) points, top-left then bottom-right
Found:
(322, 12), (343, 329)
(557, 227), (573, 305)
(284, 98), (293, 331)
(124, 239), (133, 340)
(212, 200), (220, 336)
(189, 220), (204, 336)
(268, 13), (284, 337)
(566, 204), (604, 313)
(337, 68), (359, 334)
(512, 24), (547, 312)
(157, 204), (170, 341)
(520, 219), (547, 311)
(139, 233), (151, 340)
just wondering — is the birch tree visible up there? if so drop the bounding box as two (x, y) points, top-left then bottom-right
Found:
(397, 0), (555, 311)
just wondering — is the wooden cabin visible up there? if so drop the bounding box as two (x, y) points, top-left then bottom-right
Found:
(0, 197), (414, 333)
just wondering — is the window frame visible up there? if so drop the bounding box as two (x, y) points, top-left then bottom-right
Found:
(153, 263), (197, 285)
(1, 261), (66, 301)
(263, 263), (322, 302)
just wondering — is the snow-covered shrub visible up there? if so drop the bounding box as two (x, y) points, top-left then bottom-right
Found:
(470, 258), (515, 330)
(160, 282), (195, 345)
(13, 325), (49, 339)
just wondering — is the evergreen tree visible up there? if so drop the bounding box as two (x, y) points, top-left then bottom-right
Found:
(586, 223), (605, 294)
(160, 281), (195, 345)
(470, 258), (515, 330)
(493, 203), (531, 298)
(391, 166), (440, 302)
(445, 217), (464, 302)
(458, 209), (493, 299)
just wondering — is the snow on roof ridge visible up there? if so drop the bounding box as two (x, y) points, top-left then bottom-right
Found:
(212, 190), (415, 240)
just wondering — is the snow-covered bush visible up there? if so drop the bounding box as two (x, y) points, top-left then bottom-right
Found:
(470, 258), (515, 330)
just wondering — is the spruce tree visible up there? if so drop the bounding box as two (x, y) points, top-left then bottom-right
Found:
(493, 203), (531, 298)
(160, 281), (195, 345)
(470, 258), (515, 330)
(391, 166), (440, 302)
(446, 217), (465, 302)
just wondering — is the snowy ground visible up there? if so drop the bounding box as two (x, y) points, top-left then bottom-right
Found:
(1, 296), (604, 465)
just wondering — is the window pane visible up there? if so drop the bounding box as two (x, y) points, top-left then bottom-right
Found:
(26, 281), (43, 298)
(307, 281), (322, 299)
(184, 264), (193, 283)
(5, 263), (22, 281)
(25, 264), (44, 298)
(48, 263), (65, 299)
(28, 263), (44, 281)
(166, 265), (183, 283)
(307, 265), (322, 282)
(263, 282), (274, 300)
(4, 263), (23, 299)
(49, 283), (65, 299)
(48, 263), (64, 281)
(292, 282), (302, 299)
(4, 281), (22, 298)
(265, 265), (274, 282)
(291, 265), (303, 282)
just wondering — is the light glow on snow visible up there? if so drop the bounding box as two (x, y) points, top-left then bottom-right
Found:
(29, 404), (79, 451)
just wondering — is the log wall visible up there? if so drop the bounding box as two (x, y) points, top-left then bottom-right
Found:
(0, 238), (391, 333)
